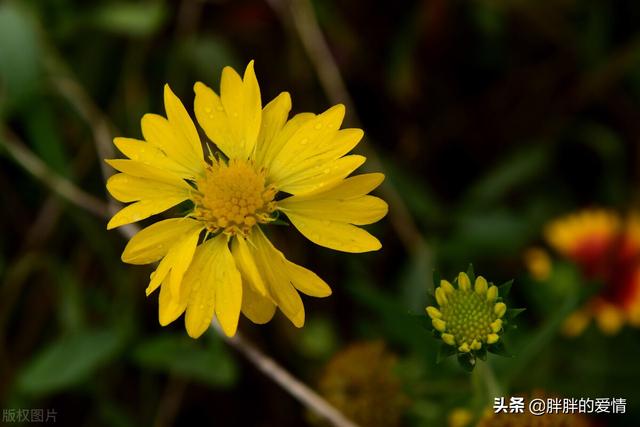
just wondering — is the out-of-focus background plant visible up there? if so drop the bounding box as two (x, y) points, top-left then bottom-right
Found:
(1, 0), (639, 426)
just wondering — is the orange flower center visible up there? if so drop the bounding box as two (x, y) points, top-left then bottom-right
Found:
(193, 159), (276, 236)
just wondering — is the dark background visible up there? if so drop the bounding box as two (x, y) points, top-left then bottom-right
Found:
(1, 0), (639, 425)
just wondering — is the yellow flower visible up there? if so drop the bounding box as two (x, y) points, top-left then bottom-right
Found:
(427, 272), (507, 353)
(106, 61), (388, 338)
(315, 341), (408, 427)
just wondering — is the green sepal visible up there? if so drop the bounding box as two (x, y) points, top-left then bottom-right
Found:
(487, 340), (512, 357)
(475, 345), (487, 361)
(409, 313), (433, 331)
(505, 307), (526, 320)
(466, 263), (476, 282)
(498, 279), (514, 297)
(457, 352), (476, 372)
(432, 270), (441, 290)
(437, 343), (457, 364)
(269, 211), (290, 226)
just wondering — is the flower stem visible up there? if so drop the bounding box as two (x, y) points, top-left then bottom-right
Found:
(212, 323), (359, 427)
(472, 359), (502, 407)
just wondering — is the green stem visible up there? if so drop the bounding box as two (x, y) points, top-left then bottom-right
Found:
(472, 359), (502, 410)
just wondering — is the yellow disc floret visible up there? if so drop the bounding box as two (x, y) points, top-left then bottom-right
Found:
(193, 158), (276, 236)
(426, 272), (506, 353)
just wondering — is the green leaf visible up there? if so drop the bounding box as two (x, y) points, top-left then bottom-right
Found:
(17, 328), (124, 396)
(89, 2), (167, 37)
(463, 144), (549, 207)
(297, 317), (338, 359)
(0, 3), (41, 115)
(132, 334), (237, 387)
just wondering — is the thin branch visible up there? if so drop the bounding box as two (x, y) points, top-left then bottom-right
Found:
(1, 128), (108, 219)
(266, 0), (426, 253)
(48, 68), (139, 240)
(213, 323), (359, 427)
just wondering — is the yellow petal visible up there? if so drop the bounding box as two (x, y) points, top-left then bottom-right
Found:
(291, 172), (384, 199)
(486, 285), (498, 302)
(213, 236), (243, 337)
(268, 104), (346, 181)
(231, 235), (268, 297)
(285, 212), (381, 253)
(426, 306), (441, 319)
(122, 218), (202, 264)
(285, 259), (332, 297)
(261, 112), (315, 171)
(251, 230), (305, 327)
(193, 81), (233, 156)
(494, 302), (507, 318)
(440, 280), (454, 294)
(113, 137), (192, 177)
(278, 194), (387, 226)
(222, 62), (261, 159)
(595, 304), (625, 335)
(435, 287), (448, 305)
(441, 333), (455, 346)
(107, 197), (188, 229)
(562, 310), (591, 336)
(145, 226), (202, 296)
(105, 159), (190, 187)
(195, 61), (262, 160)
(432, 318), (446, 332)
(241, 280), (276, 324)
(458, 272), (471, 291)
(158, 274), (192, 326)
(474, 276), (488, 294)
(140, 113), (203, 179)
(163, 84), (204, 164)
(271, 127), (363, 188)
(184, 240), (218, 338)
(254, 92), (291, 167)
(277, 155), (366, 196)
(107, 173), (191, 203)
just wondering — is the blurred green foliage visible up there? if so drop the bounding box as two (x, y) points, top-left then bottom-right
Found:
(1, 0), (640, 426)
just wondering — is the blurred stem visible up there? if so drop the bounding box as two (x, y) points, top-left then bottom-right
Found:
(213, 323), (359, 427)
(265, 0), (427, 255)
(153, 375), (188, 427)
(473, 359), (501, 401)
(0, 127), (108, 218)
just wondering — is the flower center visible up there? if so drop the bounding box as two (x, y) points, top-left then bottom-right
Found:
(441, 291), (495, 345)
(193, 159), (276, 235)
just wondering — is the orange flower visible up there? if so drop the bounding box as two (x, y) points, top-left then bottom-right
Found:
(545, 209), (640, 335)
